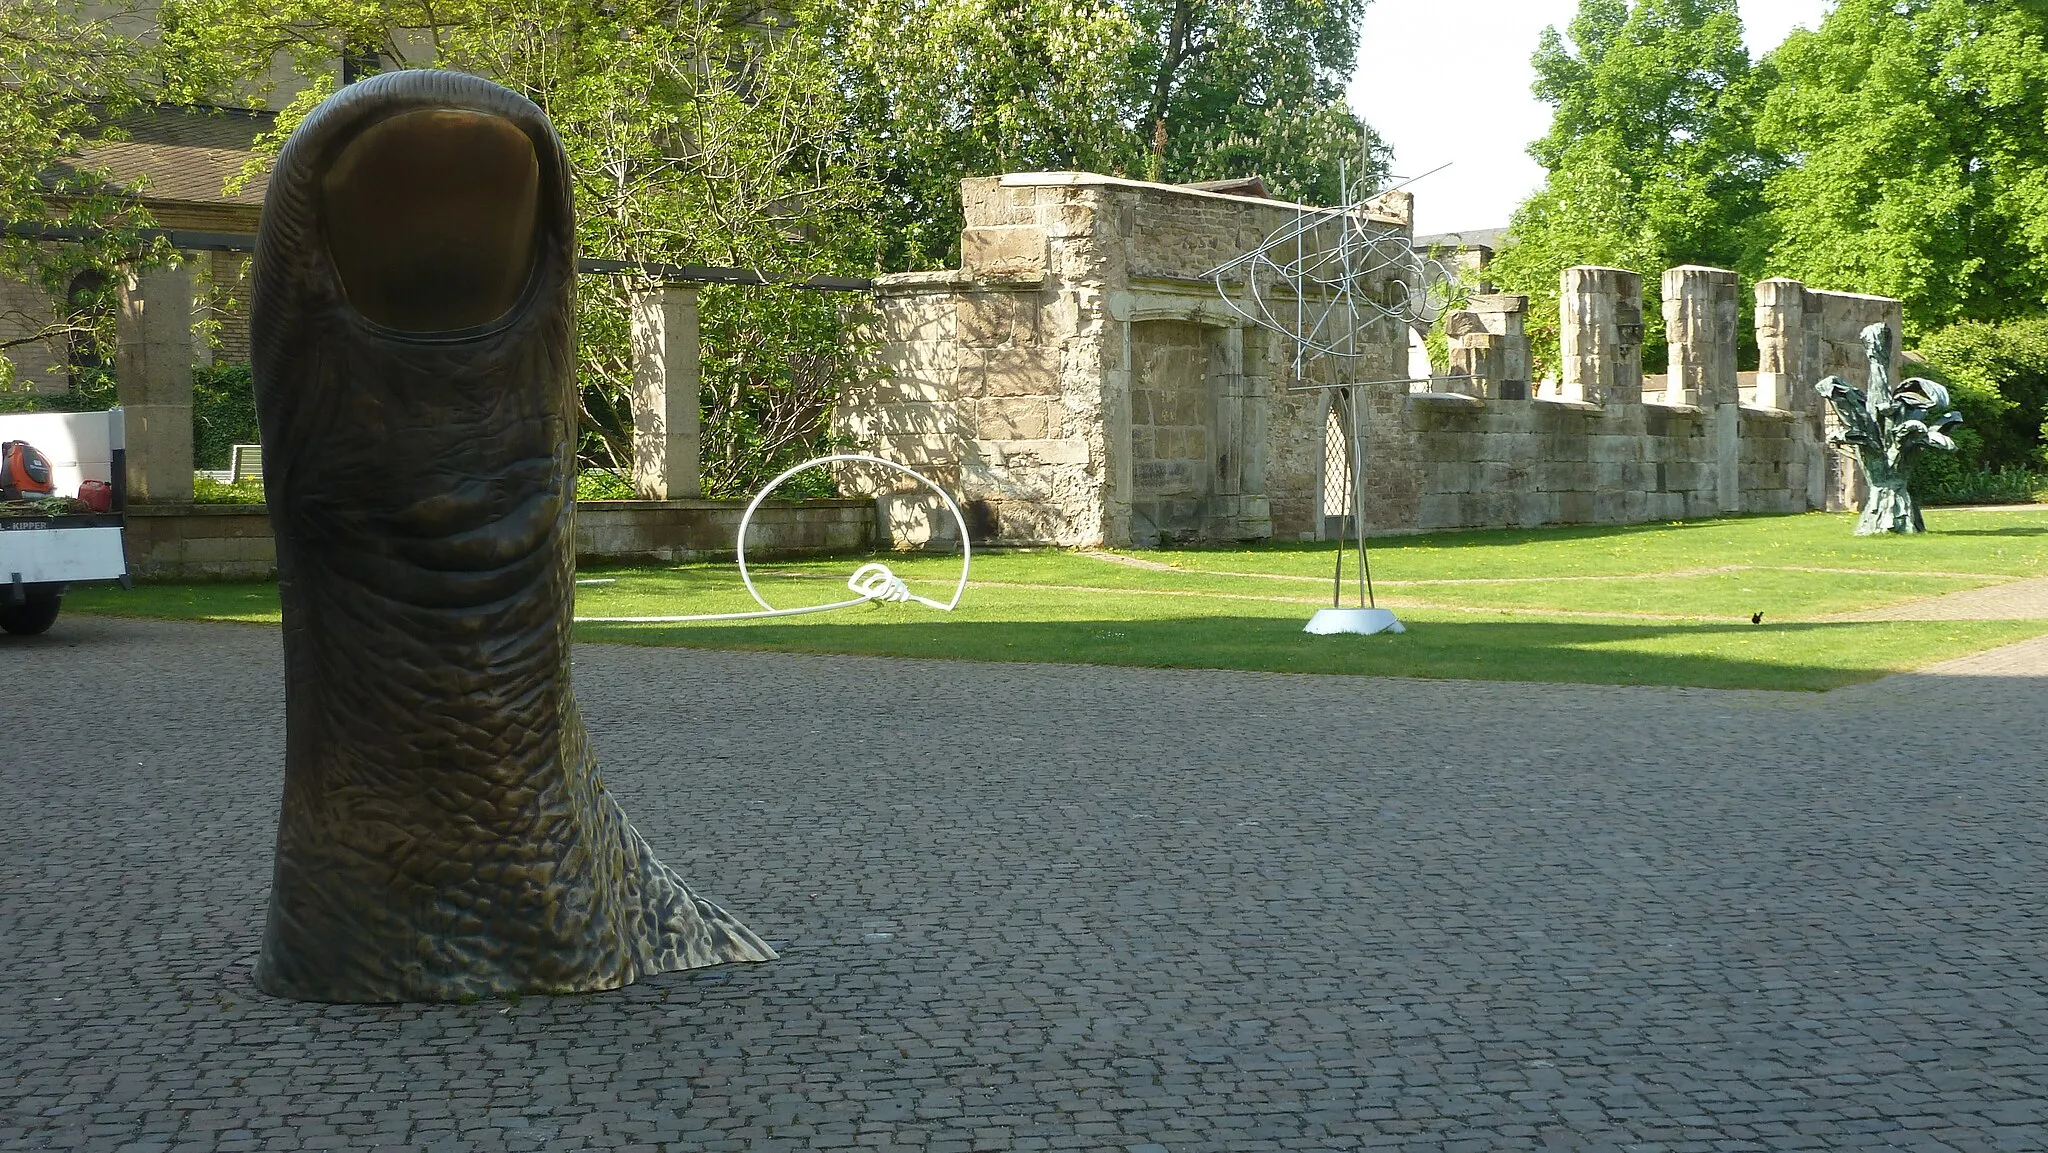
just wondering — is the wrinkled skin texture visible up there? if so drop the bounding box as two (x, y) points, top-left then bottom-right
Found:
(249, 71), (773, 1003)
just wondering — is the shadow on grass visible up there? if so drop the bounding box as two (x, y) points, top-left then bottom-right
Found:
(1924, 525), (2048, 538)
(575, 614), (2026, 693)
(1153, 518), (1744, 557)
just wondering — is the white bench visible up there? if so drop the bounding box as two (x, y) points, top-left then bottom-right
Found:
(229, 443), (263, 484)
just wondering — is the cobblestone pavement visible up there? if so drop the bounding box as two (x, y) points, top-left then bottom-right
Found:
(5, 617), (2047, 1153)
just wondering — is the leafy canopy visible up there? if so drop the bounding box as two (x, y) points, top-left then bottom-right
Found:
(0, 0), (160, 387)
(822, 0), (1388, 270)
(159, 0), (880, 490)
(1485, 0), (1774, 375)
(1758, 0), (2048, 335)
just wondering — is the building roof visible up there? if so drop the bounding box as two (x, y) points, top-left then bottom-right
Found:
(1415, 226), (1510, 253)
(57, 105), (274, 208)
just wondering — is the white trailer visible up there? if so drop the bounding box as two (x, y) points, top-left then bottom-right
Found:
(0, 408), (131, 635)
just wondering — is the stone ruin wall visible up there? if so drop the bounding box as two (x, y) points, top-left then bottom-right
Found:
(860, 179), (1896, 547)
(840, 172), (1411, 547)
(845, 173), (1906, 548)
(1370, 267), (1901, 533)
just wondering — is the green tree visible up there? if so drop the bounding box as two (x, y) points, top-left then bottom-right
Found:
(1758, 0), (2048, 335)
(817, 0), (1138, 271)
(1913, 315), (2048, 470)
(820, 0), (1388, 273)
(0, 0), (157, 389)
(1487, 0), (1774, 375)
(1124, 0), (1386, 202)
(159, 0), (880, 490)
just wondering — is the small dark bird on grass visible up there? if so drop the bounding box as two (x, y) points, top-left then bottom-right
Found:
(1751, 612), (1764, 625)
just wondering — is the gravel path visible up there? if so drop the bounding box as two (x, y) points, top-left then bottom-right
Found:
(4, 616), (2046, 1152)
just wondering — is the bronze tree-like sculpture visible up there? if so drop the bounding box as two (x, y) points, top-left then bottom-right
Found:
(249, 70), (774, 1002)
(1816, 322), (1963, 535)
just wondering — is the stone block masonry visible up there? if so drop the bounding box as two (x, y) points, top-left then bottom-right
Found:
(846, 172), (1902, 546)
(844, 172), (1411, 547)
(122, 501), (874, 580)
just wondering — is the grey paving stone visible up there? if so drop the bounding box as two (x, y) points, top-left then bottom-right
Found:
(2, 617), (2046, 1151)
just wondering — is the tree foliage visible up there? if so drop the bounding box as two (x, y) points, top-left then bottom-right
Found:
(1758, 0), (2048, 335)
(159, 0), (879, 490)
(1486, 0), (1774, 375)
(1913, 315), (2048, 470)
(822, 0), (1387, 271)
(0, 0), (158, 388)
(1121, 0), (1384, 202)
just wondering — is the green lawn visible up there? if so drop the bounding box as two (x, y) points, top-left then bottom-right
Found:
(62, 508), (2048, 692)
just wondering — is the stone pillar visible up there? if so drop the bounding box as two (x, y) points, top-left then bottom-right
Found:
(114, 260), (197, 505)
(1558, 267), (1643, 405)
(629, 284), (701, 500)
(1443, 310), (1495, 397)
(1661, 266), (1740, 408)
(1469, 293), (1528, 399)
(1757, 277), (1831, 512)
(1662, 266), (1742, 511)
(1754, 278), (1807, 411)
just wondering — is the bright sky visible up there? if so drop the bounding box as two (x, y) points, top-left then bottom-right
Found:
(1347, 0), (1836, 236)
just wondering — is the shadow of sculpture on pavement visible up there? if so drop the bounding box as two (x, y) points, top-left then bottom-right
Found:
(248, 70), (775, 1003)
(1816, 322), (1963, 535)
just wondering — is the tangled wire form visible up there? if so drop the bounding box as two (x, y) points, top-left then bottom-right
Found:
(1208, 180), (1461, 377)
(574, 454), (970, 623)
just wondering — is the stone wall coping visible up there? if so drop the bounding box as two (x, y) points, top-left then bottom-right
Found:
(1409, 392), (1485, 408)
(1802, 287), (1904, 305)
(127, 503), (269, 517)
(1533, 398), (1604, 413)
(874, 270), (971, 295)
(1643, 400), (1707, 416)
(1739, 405), (1798, 421)
(124, 498), (875, 518)
(579, 498), (873, 511)
(995, 171), (1407, 225)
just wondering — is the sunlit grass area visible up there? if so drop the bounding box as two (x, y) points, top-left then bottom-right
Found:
(61, 508), (2048, 691)
(1133, 505), (2048, 581)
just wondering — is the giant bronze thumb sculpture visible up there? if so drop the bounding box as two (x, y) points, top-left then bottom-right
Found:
(249, 70), (774, 1002)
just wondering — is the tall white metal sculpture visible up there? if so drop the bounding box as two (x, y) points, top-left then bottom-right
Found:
(1207, 166), (1455, 635)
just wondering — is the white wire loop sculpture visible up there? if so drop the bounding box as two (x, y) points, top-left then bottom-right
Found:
(574, 453), (971, 624)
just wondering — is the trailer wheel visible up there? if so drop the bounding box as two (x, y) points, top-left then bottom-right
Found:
(0, 591), (61, 636)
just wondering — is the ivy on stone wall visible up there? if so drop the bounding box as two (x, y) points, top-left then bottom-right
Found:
(191, 362), (257, 471)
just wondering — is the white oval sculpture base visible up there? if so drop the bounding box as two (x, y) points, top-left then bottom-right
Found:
(1304, 607), (1405, 636)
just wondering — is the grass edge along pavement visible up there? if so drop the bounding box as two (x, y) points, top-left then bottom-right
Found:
(58, 508), (2048, 693)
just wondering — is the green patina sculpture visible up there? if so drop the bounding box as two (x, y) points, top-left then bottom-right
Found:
(1816, 322), (1962, 535)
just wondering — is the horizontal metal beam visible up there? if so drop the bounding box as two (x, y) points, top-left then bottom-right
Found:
(5, 223), (874, 292)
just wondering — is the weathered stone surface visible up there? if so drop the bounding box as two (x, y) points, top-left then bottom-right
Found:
(629, 284), (700, 499)
(842, 175), (1897, 544)
(114, 261), (199, 505)
(1662, 265), (1740, 408)
(960, 225), (1047, 284)
(1558, 266), (1643, 405)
